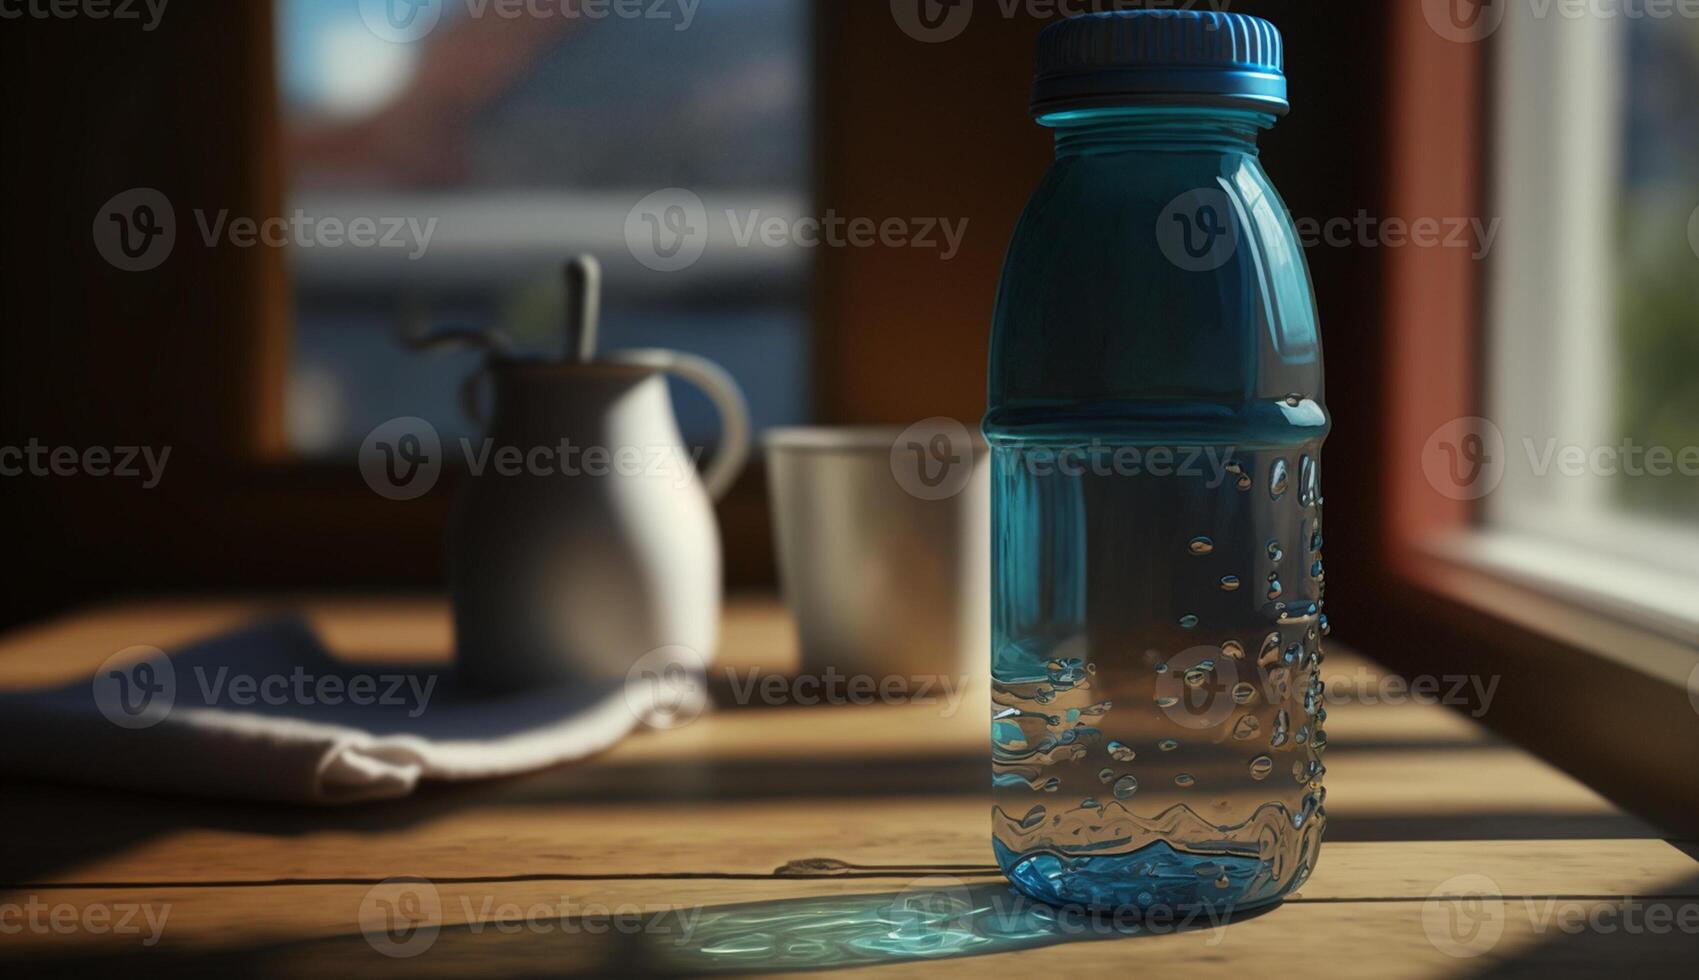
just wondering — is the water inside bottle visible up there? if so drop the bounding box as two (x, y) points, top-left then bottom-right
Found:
(990, 435), (1328, 912)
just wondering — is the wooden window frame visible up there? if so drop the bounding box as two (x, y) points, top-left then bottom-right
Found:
(1356, 2), (1699, 836)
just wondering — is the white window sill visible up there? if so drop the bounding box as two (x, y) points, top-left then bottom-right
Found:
(1420, 526), (1699, 693)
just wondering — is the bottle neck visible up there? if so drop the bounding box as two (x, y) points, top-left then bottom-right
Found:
(1042, 106), (1274, 158)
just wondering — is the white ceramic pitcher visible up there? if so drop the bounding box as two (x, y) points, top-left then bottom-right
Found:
(439, 258), (750, 692)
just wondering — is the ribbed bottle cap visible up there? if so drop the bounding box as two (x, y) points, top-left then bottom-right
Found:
(1032, 11), (1288, 117)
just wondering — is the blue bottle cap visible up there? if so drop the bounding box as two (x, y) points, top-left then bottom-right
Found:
(1032, 10), (1288, 118)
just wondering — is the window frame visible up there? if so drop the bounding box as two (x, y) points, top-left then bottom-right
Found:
(1364, 1), (1699, 837)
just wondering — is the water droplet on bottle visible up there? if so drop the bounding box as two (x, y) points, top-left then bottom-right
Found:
(1098, 767), (1114, 783)
(1178, 614), (1199, 629)
(1113, 775), (1139, 800)
(1271, 710), (1291, 748)
(1313, 728), (1329, 751)
(1231, 682), (1258, 705)
(1215, 872), (1231, 889)
(1158, 738), (1179, 752)
(1283, 393), (1304, 408)
(1154, 662), (1169, 674)
(1188, 536), (1215, 556)
(1108, 741), (1136, 762)
(1259, 631), (1282, 666)
(1220, 639), (1244, 660)
(1219, 575), (1241, 592)
(1155, 695), (1179, 708)
(1184, 662), (1214, 688)
(1319, 614), (1331, 636)
(1292, 760), (1308, 783)
(1224, 461), (1252, 491)
(1310, 559), (1324, 581)
(1019, 805), (1046, 829)
(1299, 455), (1318, 506)
(1267, 573), (1283, 600)
(1269, 459), (1289, 499)
(1310, 528), (1324, 552)
(1232, 715), (1261, 740)
(1267, 539), (1285, 562)
(1249, 755), (1274, 780)
(1174, 773), (1196, 787)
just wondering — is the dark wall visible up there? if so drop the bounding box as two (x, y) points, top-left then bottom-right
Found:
(0, 1), (1393, 632)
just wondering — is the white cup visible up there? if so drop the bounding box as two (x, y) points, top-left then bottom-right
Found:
(765, 424), (989, 681)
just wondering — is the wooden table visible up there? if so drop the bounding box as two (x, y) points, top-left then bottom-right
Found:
(1, 597), (1695, 977)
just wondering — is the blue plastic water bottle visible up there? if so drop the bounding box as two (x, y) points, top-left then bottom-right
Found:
(986, 11), (1328, 914)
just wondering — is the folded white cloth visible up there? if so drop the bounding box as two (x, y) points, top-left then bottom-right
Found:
(0, 618), (673, 805)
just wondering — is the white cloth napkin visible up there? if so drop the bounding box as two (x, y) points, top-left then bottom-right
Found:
(0, 618), (673, 805)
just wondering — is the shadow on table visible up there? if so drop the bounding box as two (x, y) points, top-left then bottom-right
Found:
(0, 881), (1277, 978)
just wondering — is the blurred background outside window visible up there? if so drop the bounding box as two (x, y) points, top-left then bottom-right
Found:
(1481, 6), (1699, 641)
(276, 0), (813, 455)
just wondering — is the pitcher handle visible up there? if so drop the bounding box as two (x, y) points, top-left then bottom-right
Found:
(603, 349), (751, 501)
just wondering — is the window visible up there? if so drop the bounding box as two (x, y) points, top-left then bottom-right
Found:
(275, 0), (813, 455)
(1472, 5), (1699, 643)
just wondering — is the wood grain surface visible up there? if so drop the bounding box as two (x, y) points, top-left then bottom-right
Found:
(0, 597), (1693, 977)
